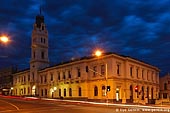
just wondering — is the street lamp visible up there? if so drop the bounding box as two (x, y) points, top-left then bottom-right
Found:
(95, 50), (102, 57)
(0, 35), (9, 43)
(94, 50), (109, 103)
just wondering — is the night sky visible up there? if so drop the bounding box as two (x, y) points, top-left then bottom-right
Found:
(0, 0), (169, 76)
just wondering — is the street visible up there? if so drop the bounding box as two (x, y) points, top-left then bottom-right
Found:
(0, 96), (169, 113)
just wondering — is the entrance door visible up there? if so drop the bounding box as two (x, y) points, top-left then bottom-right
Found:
(130, 85), (133, 102)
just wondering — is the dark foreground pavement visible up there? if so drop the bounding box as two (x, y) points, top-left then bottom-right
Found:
(0, 96), (169, 113)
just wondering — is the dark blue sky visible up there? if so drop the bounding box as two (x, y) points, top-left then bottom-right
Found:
(0, 0), (169, 76)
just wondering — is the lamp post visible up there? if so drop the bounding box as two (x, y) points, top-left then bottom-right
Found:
(94, 50), (109, 104)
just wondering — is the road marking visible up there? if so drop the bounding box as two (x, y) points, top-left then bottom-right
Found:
(0, 100), (20, 111)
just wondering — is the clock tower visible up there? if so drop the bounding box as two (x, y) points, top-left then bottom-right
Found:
(30, 9), (49, 96)
(30, 11), (49, 70)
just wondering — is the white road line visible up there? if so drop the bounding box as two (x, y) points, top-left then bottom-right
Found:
(0, 100), (20, 111)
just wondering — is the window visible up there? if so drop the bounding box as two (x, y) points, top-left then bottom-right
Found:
(28, 74), (30, 81)
(142, 69), (144, 79)
(147, 71), (149, 80)
(77, 68), (81, 77)
(164, 83), (167, 90)
(136, 68), (139, 78)
(41, 51), (45, 59)
(45, 89), (47, 96)
(101, 65), (105, 76)
(59, 89), (61, 97)
(63, 72), (65, 79)
(68, 71), (71, 78)
(64, 89), (66, 97)
(69, 88), (72, 96)
(130, 66), (133, 77)
(58, 72), (60, 80)
(44, 75), (47, 83)
(78, 87), (82, 96)
(93, 66), (97, 76)
(94, 86), (98, 96)
(50, 73), (53, 81)
(41, 37), (43, 42)
(117, 64), (120, 75)
(151, 72), (154, 81)
(24, 76), (26, 82)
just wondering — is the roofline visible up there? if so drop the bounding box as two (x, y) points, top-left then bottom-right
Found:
(39, 52), (160, 72)
(13, 68), (30, 75)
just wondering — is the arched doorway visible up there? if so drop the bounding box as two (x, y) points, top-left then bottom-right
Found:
(130, 85), (133, 102)
(147, 87), (149, 99)
(141, 86), (144, 100)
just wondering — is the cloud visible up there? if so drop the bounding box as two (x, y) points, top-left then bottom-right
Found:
(0, 0), (169, 75)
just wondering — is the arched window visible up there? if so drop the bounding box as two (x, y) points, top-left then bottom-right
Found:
(94, 86), (98, 96)
(64, 89), (66, 97)
(69, 88), (72, 96)
(59, 89), (61, 97)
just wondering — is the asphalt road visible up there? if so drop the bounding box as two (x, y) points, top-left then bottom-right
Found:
(0, 96), (169, 113)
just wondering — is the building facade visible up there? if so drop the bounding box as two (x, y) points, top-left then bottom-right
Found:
(159, 73), (170, 99)
(12, 12), (160, 104)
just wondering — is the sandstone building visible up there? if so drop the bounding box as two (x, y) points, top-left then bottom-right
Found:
(12, 12), (160, 104)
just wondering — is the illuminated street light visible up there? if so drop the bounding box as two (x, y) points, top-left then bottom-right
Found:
(95, 50), (102, 57)
(0, 35), (9, 43)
